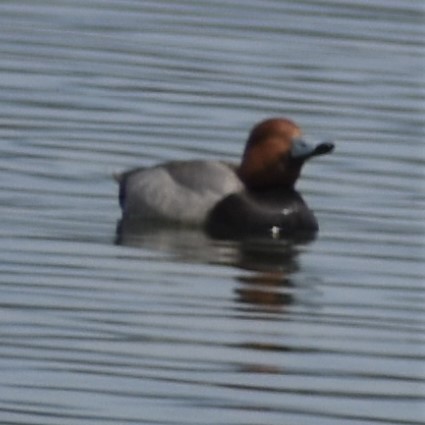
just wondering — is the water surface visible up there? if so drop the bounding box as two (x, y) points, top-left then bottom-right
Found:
(0, 1), (424, 424)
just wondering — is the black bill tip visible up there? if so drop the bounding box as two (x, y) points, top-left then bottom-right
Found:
(312, 141), (334, 157)
(291, 139), (335, 161)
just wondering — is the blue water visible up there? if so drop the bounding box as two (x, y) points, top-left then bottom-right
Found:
(0, 1), (424, 424)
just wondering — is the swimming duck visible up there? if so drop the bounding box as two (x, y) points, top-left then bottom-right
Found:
(115, 118), (334, 238)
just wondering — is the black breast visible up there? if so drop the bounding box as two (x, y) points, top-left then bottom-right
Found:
(205, 189), (318, 240)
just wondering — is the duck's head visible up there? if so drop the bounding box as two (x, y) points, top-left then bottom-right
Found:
(238, 118), (334, 190)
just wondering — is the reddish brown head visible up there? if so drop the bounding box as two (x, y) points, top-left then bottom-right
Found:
(238, 118), (334, 190)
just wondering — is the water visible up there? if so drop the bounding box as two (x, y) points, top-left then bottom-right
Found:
(0, 1), (424, 424)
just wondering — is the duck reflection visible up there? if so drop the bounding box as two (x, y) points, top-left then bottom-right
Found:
(236, 272), (294, 310)
(116, 216), (315, 311)
(231, 237), (303, 311)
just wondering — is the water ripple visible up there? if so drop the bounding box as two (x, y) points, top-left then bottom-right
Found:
(0, 1), (424, 424)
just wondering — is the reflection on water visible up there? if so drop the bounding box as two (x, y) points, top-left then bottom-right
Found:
(0, 0), (424, 424)
(116, 217), (306, 312)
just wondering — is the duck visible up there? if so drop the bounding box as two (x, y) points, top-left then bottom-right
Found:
(115, 118), (334, 239)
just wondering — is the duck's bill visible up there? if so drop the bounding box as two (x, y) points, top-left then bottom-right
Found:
(291, 139), (335, 160)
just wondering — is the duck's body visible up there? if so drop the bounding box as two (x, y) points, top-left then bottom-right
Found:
(116, 160), (243, 225)
(115, 118), (334, 238)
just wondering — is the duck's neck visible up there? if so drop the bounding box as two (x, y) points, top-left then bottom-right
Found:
(236, 163), (302, 192)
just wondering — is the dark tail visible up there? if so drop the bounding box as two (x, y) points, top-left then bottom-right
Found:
(112, 172), (126, 210)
